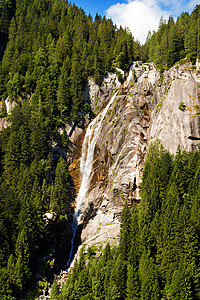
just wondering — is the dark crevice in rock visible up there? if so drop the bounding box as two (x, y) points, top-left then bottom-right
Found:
(188, 136), (200, 140)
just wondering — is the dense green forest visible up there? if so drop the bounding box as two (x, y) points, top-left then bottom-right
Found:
(54, 141), (200, 300)
(0, 101), (73, 298)
(0, 0), (138, 122)
(0, 0), (200, 298)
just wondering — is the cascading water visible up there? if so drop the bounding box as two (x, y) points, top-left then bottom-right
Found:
(126, 64), (133, 86)
(66, 91), (118, 268)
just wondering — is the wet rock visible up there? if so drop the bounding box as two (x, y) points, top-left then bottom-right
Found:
(139, 96), (146, 108)
(43, 212), (57, 225)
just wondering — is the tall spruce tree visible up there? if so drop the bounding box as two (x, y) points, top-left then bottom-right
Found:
(119, 200), (131, 261)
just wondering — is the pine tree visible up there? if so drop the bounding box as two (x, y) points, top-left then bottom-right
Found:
(70, 51), (84, 120)
(78, 268), (91, 297)
(0, 267), (12, 298)
(139, 251), (161, 300)
(91, 266), (105, 299)
(13, 228), (31, 294)
(140, 141), (172, 223)
(126, 264), (140, 300)
(57, 57), (71, 120)
(119, 200), (131, 262)
(50, 278), (60, 300)
(51, 157), (70, 213)
(109, 254), (127, 300)
(102, 242), (112, 264)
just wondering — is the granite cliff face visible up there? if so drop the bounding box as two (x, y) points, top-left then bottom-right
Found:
(67, 61), (200, 256)
(150, 65), (200, 153)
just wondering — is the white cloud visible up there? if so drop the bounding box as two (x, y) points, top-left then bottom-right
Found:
(106, 0), (198, 44)
(106, 0), (169, 44)
(187, 0), (199, 10)
(158, 0), (198, 16)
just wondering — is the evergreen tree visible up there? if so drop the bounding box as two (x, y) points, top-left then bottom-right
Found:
(119, 200), (131, 261)
(51, 157), (70, 213)
(126, 264), (140, 300)
(109, 254), (127, 299)
(139, 251), (161, 300)
(50, 278), (60, 300)
(57, 57), (71, 120)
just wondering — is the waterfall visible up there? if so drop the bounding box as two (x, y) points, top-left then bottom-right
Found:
(66, 91), (118, 268)
(126, 64), (133, 86)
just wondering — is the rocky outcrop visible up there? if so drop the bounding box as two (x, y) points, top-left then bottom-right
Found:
(83, 72), (123, 115)
(72, 62), (199, 252)
(0, 117), (10, 131)
(63, 73), (123, 161)
(70, 63), (157, 254)
(150, 64), (200, 154)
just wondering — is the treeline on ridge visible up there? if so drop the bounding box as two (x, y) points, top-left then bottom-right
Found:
(1, 2), (200, 123)
(144, 5), (200, 70)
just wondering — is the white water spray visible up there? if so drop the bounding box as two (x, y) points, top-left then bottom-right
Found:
(67, 91), (118, 267)
(126, 64), (133, 86)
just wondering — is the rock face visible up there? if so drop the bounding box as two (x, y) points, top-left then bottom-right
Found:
(83, 72), (122, 115)
(68, 61), (200, 256)
(150, 65), (200, 154)
(0, 118), (10, 131)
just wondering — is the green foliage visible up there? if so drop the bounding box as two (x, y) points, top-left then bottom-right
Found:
(119, 200), (131, 261)
(179, 101), (187, 111)
(140, 140), (173, 222)
(126, 264), (140, 299)
(50, 278), (60, 300)
(0, 0), (138, 114)
(0, 0), (15, 59)
(0, 98), (72, 297)
(51, 157), (70, 213)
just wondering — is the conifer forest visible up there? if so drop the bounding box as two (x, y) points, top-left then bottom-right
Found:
(0, 0), (200, 299)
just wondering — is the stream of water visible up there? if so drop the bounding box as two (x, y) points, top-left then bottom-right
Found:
(66, 91), (118, 268)
(126, 64), (133, 86)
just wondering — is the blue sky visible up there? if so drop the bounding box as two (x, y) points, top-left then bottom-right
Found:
(73, 0), (127, 18)
(73, 0), (199, 44)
